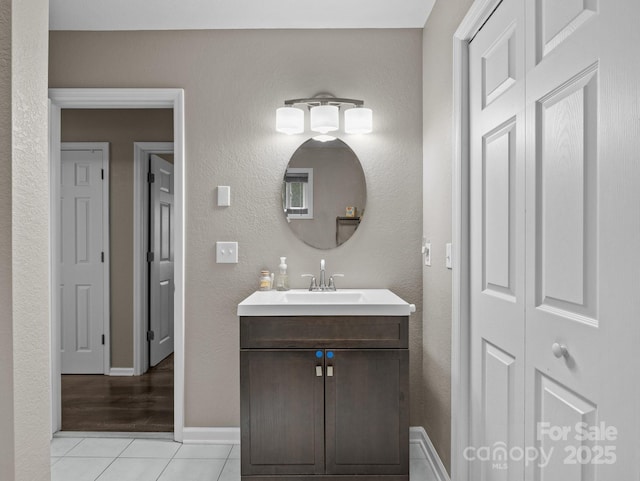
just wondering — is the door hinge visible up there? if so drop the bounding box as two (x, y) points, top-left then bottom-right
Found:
(101, 169), (104, 180)
(147, 172), (155, 183)
(147, 252), (154, 262)
(101, 334), (105, 345)
(101, 252), (104, 263)
(147, 330), (155, 341)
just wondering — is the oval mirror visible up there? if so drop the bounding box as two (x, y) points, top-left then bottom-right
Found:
(282, 138), (366, 249)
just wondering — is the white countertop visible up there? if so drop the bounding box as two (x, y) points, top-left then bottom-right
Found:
(237, 289), (415, 317)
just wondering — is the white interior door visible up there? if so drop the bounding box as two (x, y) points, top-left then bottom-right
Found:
(469, 0), (640, 479)
(524, 1), (640, 479)
(60, 144), (109, 374)
(149, 154), (175, 366)
(469, 0), (526, 478)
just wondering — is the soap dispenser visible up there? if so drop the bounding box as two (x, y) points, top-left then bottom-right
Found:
(276, 257), (290, 291)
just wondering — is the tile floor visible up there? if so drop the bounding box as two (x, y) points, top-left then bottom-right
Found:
(51, 436), (439, 481)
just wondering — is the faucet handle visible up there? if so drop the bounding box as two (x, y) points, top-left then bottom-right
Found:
(328, 274), (344, 291)
(301, 274), (317, 291)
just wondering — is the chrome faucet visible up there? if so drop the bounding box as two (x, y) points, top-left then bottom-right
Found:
(319, 259), (326, 290)
(302, 259), (343, 291)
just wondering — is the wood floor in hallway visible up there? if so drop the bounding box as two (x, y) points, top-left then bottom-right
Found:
(62, 354), (173, 432)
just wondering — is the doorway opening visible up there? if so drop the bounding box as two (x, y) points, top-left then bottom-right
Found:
(49, 89), (185, 441)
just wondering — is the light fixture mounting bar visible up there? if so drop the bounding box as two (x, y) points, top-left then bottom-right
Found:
(283, 97), (364, 107)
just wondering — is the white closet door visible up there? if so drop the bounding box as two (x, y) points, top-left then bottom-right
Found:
(469, 0), (526, 478)
(60, 148), (106, 374)
(524, 1), (640, 479)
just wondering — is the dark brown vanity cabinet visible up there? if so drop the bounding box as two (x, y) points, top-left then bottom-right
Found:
(240, 316), (409, 481)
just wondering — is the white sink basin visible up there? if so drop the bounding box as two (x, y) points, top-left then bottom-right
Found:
(237, 289), (415, 316)
(282, 290), (365, 304)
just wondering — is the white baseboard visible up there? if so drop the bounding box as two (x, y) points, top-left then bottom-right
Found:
(55, 431), (173, 439)
(109, 367), (135, 376)
(410, 426), (450, 481)
(182, 427), (240, 444)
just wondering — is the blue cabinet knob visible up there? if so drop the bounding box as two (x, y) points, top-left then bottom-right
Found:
(316, 350), (323, 359)
(327, 351), (334, 359)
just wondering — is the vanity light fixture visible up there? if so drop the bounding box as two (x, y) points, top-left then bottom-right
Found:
(275, 94), (373, 142)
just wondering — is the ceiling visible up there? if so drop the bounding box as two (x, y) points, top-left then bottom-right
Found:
(49, 0), (436, 30)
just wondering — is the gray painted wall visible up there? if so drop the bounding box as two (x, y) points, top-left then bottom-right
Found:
(1, 0), (51, 479)
(50, 29), (425, 428)
(421, 0), (473, 473)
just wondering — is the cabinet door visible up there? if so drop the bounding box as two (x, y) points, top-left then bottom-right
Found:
(240, 350), (324, 475)
(325, 349), (409, 475)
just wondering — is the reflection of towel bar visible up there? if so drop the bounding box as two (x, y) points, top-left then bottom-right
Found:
(336, 216), (361, 246)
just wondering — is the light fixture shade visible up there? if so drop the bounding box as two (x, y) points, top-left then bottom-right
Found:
(276, 107), (304, 135)
(344, 107), (373, 134)
(310, 105), (339, 134)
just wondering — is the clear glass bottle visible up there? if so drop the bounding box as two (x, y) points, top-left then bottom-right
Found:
(276, 257), (289, 291)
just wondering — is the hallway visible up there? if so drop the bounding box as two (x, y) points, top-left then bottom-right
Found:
(62, 355), (173, 432)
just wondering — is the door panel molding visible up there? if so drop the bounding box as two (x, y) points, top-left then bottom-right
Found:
(534, 63), (599, 323)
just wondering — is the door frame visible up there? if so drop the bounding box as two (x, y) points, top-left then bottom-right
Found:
(451, 1), (504, 480)
(59, 141), (111, 376)
(48, 88), (186, 442)
(133, 142), (174, 376)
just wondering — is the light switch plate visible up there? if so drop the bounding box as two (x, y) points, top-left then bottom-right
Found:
(217, 186), (231, 206)
(446, 243), (452, 269)
(216, 241), (238, 263)
(424, 242), (431, 266)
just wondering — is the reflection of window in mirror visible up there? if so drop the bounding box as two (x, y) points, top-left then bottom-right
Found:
(284, 168), (313, 219)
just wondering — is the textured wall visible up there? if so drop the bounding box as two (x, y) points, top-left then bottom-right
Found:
(50, 29), (424, 428)
(421, 0), (473, 473)
(61, 109), (174, 368)
(0, 0), (15, 478)
(6, 0), (51, 479)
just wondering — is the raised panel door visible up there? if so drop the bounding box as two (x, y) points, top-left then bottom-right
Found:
(240, 350), (324, 476)
(524, 0), (640, 478)
(469, 0), (526, 478)
(149, 154), (174, 366)
(60, 147), (105, 374)
(324, 349), (409, 476)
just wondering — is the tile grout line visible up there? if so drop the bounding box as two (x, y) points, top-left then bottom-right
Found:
(61, 437), (87, 457)
(217, 456), (231, 481)
(152, 458), (172, 481)
(152, 437), (183, 481)
(117, 438), (136, 458)
(92, 455), (121, 481)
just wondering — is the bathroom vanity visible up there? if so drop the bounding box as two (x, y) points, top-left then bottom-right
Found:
(238, 289), (413, 481)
